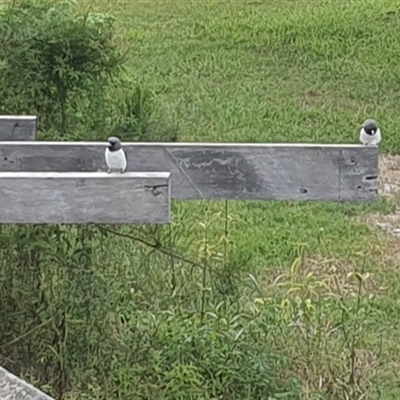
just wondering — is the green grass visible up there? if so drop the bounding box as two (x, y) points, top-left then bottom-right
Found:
(3, 0), (400, 398)
(88, 0), (400, 148)
(109, 0), (400, 396)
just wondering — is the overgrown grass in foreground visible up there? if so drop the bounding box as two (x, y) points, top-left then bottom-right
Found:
(2, 0), (400, 399)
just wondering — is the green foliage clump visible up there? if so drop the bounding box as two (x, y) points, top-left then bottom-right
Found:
(0, 0), (178, 141)
(0, 223), (300, 400)
(0, 0), (122, 134)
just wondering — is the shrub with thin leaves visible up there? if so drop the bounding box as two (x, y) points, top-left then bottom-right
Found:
(0, 0), (123, 134)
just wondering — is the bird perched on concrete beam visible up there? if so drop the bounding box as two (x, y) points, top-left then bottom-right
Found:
(105, 136), (128, 173)
(359, 119), (382, 146)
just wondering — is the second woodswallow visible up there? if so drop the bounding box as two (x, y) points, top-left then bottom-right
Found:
(359, 119), (381, 146)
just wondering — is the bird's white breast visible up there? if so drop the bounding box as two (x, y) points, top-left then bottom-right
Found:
(359, 128), (382, 146)
(105, 148), (127, 171)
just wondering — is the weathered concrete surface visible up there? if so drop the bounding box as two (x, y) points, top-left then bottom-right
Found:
(0, 142), (379, 201)
(0, 366), (54, 400)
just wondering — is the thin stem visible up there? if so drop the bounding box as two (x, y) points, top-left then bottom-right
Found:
(200, 220), (208, 324)
(200, 202), (210, 324)
(168, 224), (176, 291)
(223, 200), (229, 269)
(0, 318), (52, 349)
(97, 226), (205, 270)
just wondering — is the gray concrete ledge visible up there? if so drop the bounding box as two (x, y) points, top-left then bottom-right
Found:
(0, 366), (54, 400)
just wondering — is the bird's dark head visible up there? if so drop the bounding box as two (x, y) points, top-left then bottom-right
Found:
(362, 119), (378, 136)
(107, 136), (122, 152)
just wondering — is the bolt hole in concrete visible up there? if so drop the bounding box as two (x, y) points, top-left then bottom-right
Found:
(299, 188), (308, 194)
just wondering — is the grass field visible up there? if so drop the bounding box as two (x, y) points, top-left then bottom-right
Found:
(3, 0), (400, 399)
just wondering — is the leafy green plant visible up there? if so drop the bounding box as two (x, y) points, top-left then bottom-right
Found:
(0, 0), (124, 135)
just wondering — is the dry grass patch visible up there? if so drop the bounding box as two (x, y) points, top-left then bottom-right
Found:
(361, 154), (400, 241)
(379, 154), (400, 199)
(295, 347), (380, 400)
(255, 256), (384, 400)
(259, 256), (384, 300)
